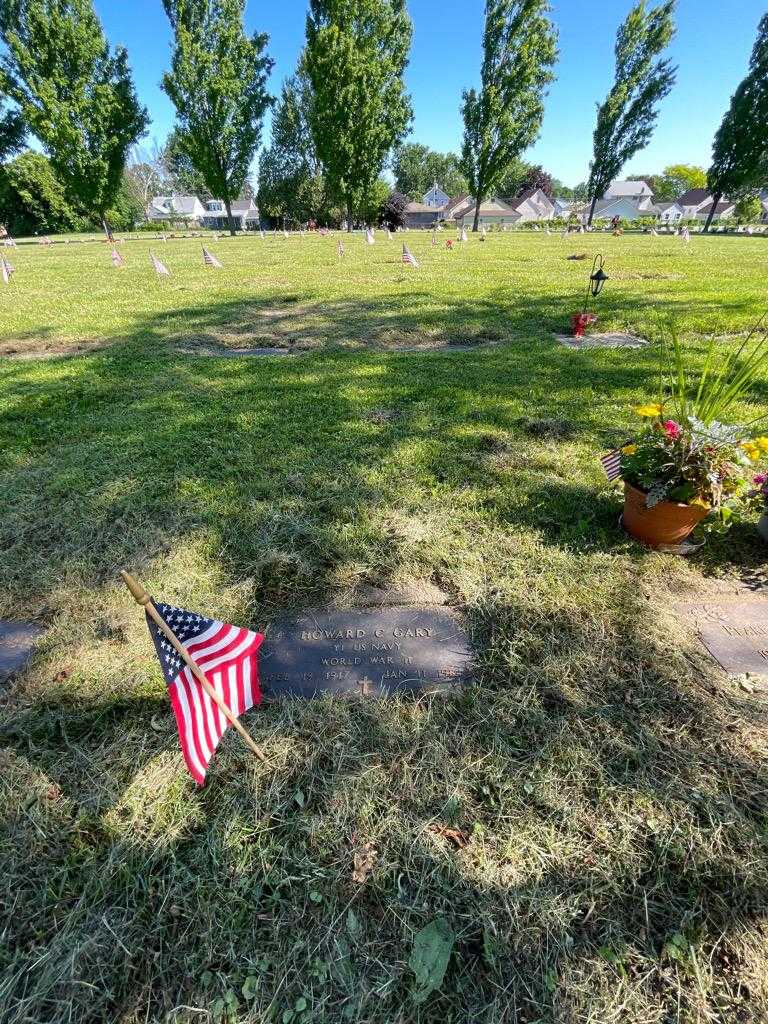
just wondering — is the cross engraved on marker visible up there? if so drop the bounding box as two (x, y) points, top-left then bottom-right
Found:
(359, 676), (375, 696)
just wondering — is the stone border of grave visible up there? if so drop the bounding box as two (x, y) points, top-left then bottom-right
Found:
(556, 332), (649, 350)
(0, 620), (44, 686)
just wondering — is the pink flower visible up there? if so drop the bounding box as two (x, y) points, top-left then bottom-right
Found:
(663, 420), (682, 440)
(754, 473), (768, 485)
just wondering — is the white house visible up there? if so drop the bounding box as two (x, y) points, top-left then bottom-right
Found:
(591, 197), (651, 221)
(677, 188), (735, 222)
(604, 180), (654, 209)
(454, 198), (521, 227)
(505, 187), (555, 221)
(404, 202), (441, 228)
(147, 195), (207, 222)
(654, 201), (683, 224)
(202, 198), (260, 230)
(552, 197), (573, 217)
(422, 182), (450, 208)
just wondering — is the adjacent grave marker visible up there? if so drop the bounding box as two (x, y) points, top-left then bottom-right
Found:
(676, 597), (768, 676)
(259, 606), (472, 698)
(0, 620), (43, 685)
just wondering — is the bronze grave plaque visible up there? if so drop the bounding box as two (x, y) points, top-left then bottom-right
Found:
(259, 606), (472, 698)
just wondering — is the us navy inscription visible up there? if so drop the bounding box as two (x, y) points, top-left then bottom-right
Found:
(259, 606), (472, 698)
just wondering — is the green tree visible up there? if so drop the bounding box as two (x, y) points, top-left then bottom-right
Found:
(0, 150), (85, 235)
(392, 143), (468, 200)
(658, 163), (706, 199)
(0, 0), (148, 221)
(586, 1), (676, 225)
(0, 94), (24, 161)
(163, 129), (214, 203)
(257, 70), (332, 225)
(161, 0), (273, 235)
(304, 0), (413, 230)
(704, 14), (768, 232)
(460, 0), (557, 232)
(734, 195), (762, 224)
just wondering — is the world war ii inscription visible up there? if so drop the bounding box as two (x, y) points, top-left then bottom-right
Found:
(258, 606), (473, 698)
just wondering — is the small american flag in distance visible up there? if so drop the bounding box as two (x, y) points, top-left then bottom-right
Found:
(146, 601), (264, 785)
(402, 243), (419, 268)
(202, 246), (223, 268)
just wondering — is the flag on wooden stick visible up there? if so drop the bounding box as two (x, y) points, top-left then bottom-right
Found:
(120, 572), (266, 785)
(1, 254), (13, 284)
(111, 247), (124, 268)
(337, 239), (345, 258)
(202, 246), (223, 269)
(365, 227), (375, 245)
(150, 251), (171, 277)
(432, 229), (438, 246)
(460, 227), (468, 242)
(402, 243), (419, 268)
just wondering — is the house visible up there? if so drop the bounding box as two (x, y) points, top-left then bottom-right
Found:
(677, 188), (734, 221)
(442, 194), (473, 221)
(504, 187), (555, 222)
(552, 197), (573, 217)
(454, 198), (522, 228)
(403, 202), (442, 228)
(604, 179), (654, 209)
(146, 195), (207, 223)
(202, 198), (260, 231)
(654, 201), (683, 224)
(422, 182), (450, 208)
(590, 197), (651, 221)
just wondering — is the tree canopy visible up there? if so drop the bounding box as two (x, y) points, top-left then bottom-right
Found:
(460, 0), (557, 231)
(392, 144), (468, 200)
(0, 91), (24, 162)
(304, 0), (413, 229)
(1, 0), (147, 219)
(161, 0), (273, 234)
(586, 1), (676, 224)
(705, 13), (768, 230)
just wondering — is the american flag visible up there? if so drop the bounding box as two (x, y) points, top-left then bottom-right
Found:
(460, 227), (468, 242)
(145, 600), (264, 785)
(402, 243), (419, 268)
(681, 227), (690, 243)
(202, 246), (223, 268)
(283, 229), (289, 239)
(150, 251), (171, 276)
(260, 228), (266, 239)
(432, 229), (438, 246)
(651, 227), (659, 235)
(40, 236), (52, 246)
(111, 247), (124, 268)
(386, 228), (393, 240)
(600, 449), (623, 481)
(337, 239), (345, 258)
(365, 227), (375, 245)
(4, 237), (17, 247)
(1, 255), (13, 284)
(103, 219), (115, 243)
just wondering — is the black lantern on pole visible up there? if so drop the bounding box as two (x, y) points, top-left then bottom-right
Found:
(585, 253), (608, 310)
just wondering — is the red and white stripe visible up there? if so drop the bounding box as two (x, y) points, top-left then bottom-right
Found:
(167, 620), (263, 785)
(600, 449), (622, 481)
(202, 246), (223, 268)
(402, 244), (419, 268)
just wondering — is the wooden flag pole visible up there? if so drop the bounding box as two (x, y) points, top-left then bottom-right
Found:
(120, 570), (267, 764)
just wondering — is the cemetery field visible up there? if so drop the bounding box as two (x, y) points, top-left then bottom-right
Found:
(2, 231), (768, 1023)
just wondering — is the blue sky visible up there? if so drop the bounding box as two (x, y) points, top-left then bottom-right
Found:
(97, 0), (764, 188)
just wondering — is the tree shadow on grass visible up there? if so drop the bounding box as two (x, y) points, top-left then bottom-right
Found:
(2, 583), (767, 1022)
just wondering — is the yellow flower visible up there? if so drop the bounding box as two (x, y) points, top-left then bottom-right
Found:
(754, 436), (768, 452)
(621, 443), (637, 455)
(633, 403), (662, 418)
(689, 496), (710, 508)
(741, 441), (760, 461)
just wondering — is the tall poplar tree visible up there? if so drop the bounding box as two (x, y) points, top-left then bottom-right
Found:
(586, 1), (676, 225)
(304, 0), (413, 230)
(0, 0), (148, 221)
(704, 14), (768, 232)
(0, 94), (24, 162)
(459, 0), (557, 232)
(161, 0), (273, 235)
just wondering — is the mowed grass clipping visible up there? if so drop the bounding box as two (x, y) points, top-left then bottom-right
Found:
(1, 231), (768, 1023)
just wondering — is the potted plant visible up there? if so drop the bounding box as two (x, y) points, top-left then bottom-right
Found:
(748, 473), (768, 541)
(613, 323), (768, 548)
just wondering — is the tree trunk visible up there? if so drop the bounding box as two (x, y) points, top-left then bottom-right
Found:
(703, 191), (721, 233)
(346, 198), (353, 232)
(587, 194), (598, 227)
(224, 197), (237, 236)
(472, 178), (483, 233)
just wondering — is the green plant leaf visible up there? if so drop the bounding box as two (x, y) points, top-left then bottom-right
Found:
(409, 917), (454, 1004)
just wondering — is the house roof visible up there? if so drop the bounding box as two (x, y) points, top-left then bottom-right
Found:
(606, 179), (653, 196)
(592, 197), (648, 217)
(506, 187), (554, 210)
(699, 199), (735, 214)
(405, 202), (443, 213)
(151, 195), (202, 215)
(457, 199), (520, 218)
(442, 194), (471, 215)
(655, 201), (682, 211)
(678, 188), (712, 207)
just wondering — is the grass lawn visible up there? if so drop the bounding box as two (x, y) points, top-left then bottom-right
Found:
(1, 231), (768, 1023)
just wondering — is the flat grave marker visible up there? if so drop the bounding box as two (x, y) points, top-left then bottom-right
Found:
(259, 606), (472, 699)
(675, 596), (768, 676)
(0, 620), (43, 685)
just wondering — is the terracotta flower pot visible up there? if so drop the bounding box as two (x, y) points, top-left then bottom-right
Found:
(622, 482), (708, 548)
